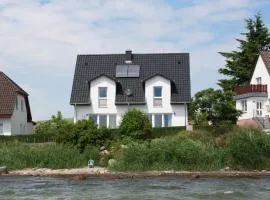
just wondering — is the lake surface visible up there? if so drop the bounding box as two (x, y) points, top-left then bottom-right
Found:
(0, 176), (269, 200)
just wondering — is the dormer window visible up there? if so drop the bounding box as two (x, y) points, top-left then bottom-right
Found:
(153, 86), (162, 107)
(256, 77), (262, 84)
(98, 87), (107, 108)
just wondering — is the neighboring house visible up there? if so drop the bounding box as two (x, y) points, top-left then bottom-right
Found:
(0, 71), (33, 135)
(235, 51), (270, 128)
(70, 50), (191, 128)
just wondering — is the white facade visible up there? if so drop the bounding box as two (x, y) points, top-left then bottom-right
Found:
(236, 55), (270, 120)
(73, 75), (188, 127)
(0, 94), (32, 136)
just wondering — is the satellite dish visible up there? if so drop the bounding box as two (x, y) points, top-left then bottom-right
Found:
(125, 89), (133, 96)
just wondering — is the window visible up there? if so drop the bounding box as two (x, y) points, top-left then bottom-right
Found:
(98, 87), (107, 108)
(99, 115), (107, 127)
(154, 114), (162, 127)
(0, 121), (3, 135)
(256, 101), (263, 116)
(256, 77), (262, 84)
(241, 100), (247, 112)
(109, 115), (116, 128)
(164, 114), (172, 127)
(89, 114), (98, 125)
(15, 97), (18, 110)
(21, 100), (24, 111)
(153, 86), (162, 107)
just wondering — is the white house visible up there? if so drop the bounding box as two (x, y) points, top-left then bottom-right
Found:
(70, 50), (191, 128)
(235, 51), (270, 128)
(0, 71), (34, 135)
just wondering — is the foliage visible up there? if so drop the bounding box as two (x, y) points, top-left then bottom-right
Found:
(191, 88), (242, 126)
(112, 138), (228, 171)
(0, 133), (56, 143)
(119, 108), (152, 139)
(229, 128), (270, 169)
(0, 142), (99, 170)
(151, 127), (185, 138)
(218, 14), (270, 91)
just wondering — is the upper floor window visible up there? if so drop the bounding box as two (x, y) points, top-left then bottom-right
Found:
(153, 86), (162, 107)
(98, 87), (107, 108)
(21, 100), (24, 111)
(256, 77), (262, 84)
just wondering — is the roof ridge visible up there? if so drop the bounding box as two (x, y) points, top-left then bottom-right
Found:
(0, 72), (28, 95)
(77, 52), (189, 56)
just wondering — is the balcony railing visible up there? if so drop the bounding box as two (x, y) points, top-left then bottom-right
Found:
(234, 84), (267, 95)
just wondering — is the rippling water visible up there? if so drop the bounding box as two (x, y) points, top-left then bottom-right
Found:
(0, 176), (269, 200)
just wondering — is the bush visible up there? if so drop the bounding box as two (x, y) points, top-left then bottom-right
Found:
(229, 129), (270, 169)
(119, 108), (152, 139)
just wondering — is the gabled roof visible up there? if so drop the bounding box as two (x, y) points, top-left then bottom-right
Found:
(261, 51), (270, 73)
(70, 51), (191, 105)
(0, 71), (32, 121)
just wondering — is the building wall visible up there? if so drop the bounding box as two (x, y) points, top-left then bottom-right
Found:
(11, 94), (29, 135)
(236, 97), (268, 120)
(74, 75), (188, 127)
(237, 56), (270, 120)
(0, 119), (11, 136)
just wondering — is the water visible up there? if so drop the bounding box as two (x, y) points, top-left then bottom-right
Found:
(0, 176), (269, 200)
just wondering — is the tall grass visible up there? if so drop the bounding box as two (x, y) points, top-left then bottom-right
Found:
(112, 138), (228, 171)
(0, 142), (99, 170)
(112, 128), (270, 171)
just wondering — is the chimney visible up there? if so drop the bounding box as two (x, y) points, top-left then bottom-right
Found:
(125, 50), (132, 64)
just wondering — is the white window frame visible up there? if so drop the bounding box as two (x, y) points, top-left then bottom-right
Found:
(98, 87), (108, 108)
(21, 99), (24, 111)
(256, 77), (262, 84)
(153, 86), (162, 107)
(241, 99), (247, 112)
(256, 101), (263, 117)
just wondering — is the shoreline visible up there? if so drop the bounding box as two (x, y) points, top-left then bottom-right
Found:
(1, 167), (270, 178)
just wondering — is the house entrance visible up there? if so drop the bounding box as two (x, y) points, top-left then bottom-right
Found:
(256, 101), (263, 117)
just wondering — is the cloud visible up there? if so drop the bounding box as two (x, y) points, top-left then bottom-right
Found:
(0, 0), (268, 120)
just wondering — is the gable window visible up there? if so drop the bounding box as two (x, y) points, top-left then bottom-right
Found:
(256, 77), (262, 84)
(0, 121), (3, 135)
(241, 100), (247, 112)
(98, 87), (107, 108)
(153, 86), (162, 107)
(21, 100), (24, 111)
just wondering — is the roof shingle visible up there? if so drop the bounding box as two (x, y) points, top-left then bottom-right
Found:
(70, 51), (191, 105)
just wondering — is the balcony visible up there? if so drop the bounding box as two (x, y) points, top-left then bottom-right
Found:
(235, 84), (268, 99)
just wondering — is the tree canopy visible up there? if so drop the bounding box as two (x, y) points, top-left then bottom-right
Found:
(190, 88), (242, 126)
(218, 14), (270, 91)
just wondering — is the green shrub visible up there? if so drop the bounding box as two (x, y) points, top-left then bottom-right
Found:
(119, 108), (152, 139)
(229, 129), (270, 169)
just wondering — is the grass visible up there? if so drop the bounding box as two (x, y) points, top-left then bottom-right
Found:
(111, 128), (270, 171)
(0, 142), (99, 170)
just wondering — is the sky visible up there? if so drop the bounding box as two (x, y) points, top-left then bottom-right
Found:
(0, 0), (270, 121)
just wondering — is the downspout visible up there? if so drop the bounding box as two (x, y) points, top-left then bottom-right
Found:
(184, 103), (187, 127)
(74, 103), (77, 123)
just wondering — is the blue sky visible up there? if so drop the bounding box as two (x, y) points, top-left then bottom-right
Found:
(0, 0), (270, 120)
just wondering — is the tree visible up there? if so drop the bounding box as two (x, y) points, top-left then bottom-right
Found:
(191, 88), (242, 126)
(218, 14), (270, 91)
(119, 108), (152, 139)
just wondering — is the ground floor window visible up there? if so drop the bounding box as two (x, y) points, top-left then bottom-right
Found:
(89, 114), (116, 128)
(241, 99), (247, 112)
(149, 113), (173, 127)
(0, 120), (3, 134)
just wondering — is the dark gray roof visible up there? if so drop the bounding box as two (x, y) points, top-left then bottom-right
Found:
(70, 51), (191, 105)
